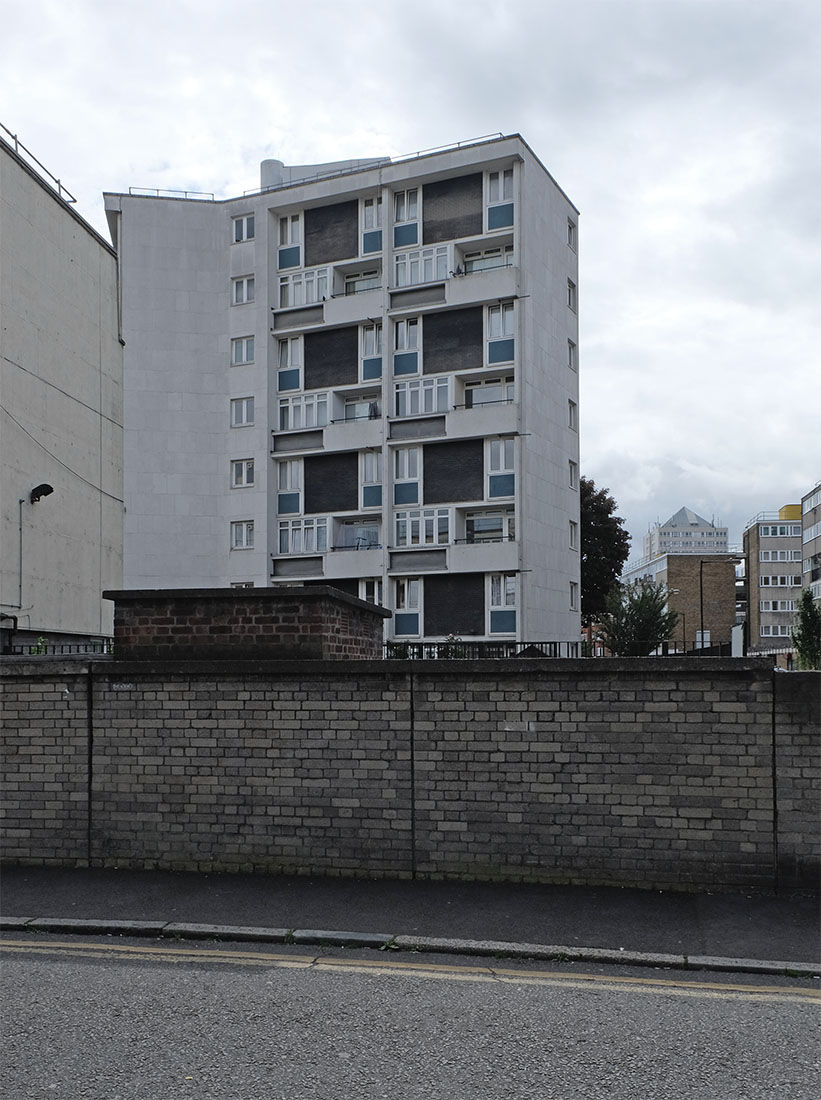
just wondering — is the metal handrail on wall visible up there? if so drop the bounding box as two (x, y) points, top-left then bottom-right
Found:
(1, 123), (77, 204)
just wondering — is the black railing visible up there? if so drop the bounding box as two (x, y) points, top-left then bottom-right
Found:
(384, 640), (581, 660)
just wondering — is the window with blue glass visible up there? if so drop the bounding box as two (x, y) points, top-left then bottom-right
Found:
(277, 459), (301, 515)
(361, 322), (383, 380)
(277, 337), (301, 391)
(278, 214), (301, 269)
(394, 446), (419, 505)
(488, 437), (514, 498)
(487, 169), (514, 230)
(393, 188), (418, 247)
(394, 577), (420, 636)
(362, 195), (383, 254)
(362, 450), (382, 509)
(488, 302), (514, 364)
(489, 572), (516, 634)
(393, 318), (419, 375)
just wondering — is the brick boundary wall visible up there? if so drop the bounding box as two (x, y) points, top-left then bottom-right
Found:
(103, 587), (391, 661)
(1, 658), (818, 893)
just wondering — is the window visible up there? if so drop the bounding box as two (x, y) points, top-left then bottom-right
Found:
(361, 578), (383, 605)
(395, 376), (448, 418)
(568, 400), (578, 431)
(488, 437), (515, 498)
(393, 317), (419, 375)
(759, 524), (801, 537)
(567, 220), (577, 251)
(344, 395), (380, 421)
(231, 581), (255, 588)
(362, 450), (383, 508)
(279, 214), (300, 246)
(277, 458), (301, 514)
(760, 600), (796, 612)
(464, 376), (513, 408)
(569, 520), (578, 550)
(232, 336), (254, 365)
(488, 302), (515, 364)
(394, 246), (448, 287)
(487, 169), (514, 229)
(567, 339), (577, 371)
(759, 575), (801, 587)
(463, 245), (513, 273)
(233, 215), (255, 243)
(569, 460), (578, 489)
(345, 269), (380, 295)
(278, 517), (327, 555)
(393, 189), (419, 247)
(489, 572), (516, 633)
(465, 508), (515, 543)
(231, 520), (254, 549)
(336, 519), (380, 551)
(231, 397), (254, 427)
(277, 337), (301, 390)
(233, 276), (255, 305)
(695, 630), (711, 649)
(760, 549), (801, 562)
(761, 624), (792, 637)
(231, 459), (254, 487)
(362, 196), (383, 253)
(567, 279), (577, 312)
(279, 392), (328, 431)
(569, 581), (579, 611)
(362, 322), (383, 380)
(394, 446), (420, 505)
(279, 267), (328, 308)
(395, 508), (449, 547)
(394, 577), (421, 635)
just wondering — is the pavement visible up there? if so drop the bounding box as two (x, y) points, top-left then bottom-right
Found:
(1, 865), (818, 977)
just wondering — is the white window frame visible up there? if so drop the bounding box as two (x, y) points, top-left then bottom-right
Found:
(395, 376), (449, 418)
(567, 279), (577, 312)
(394, 446), (420, 483)
(360, 578), (383, 605)
(568, 400), (578, 431)
(233, 276), (255, 305)
(394, 318), (419, 352)
(278, 337), (301, 370)
(487, 169), (513, 206)
(231, 520), (254, 549)
(362, 195), (383, 231)
(344, 269), (380, 296)
(344, 394), (381, 421)
(759, 524), (801, 537)
(465, 508), (515, 544)
(488, 302), (515, 340)
(394, 246), (448, 287)
(230, 581), (255, 589)
(231, 336), (255, 365)
(489, 437), (515, 476)
(362, 322), (383, 359)
(395, 577), (421, 610)
(278, 517), (327, 556)
(760, 624), (792, 637)
(759, 575), (801, 587)
(568, 339), (577, 371)
(233, 214), (255, 243)
(569, 520), (578, 550)
(463, 244), (513, 274)
(567, 219), (577, 251)
(464, 376), (513, 408)
(231, 397), (254, 427)
(362, 450), (383, 486)
(278, 459), (301, 493)
(393, 189), (418, 225)
(569, 460), (578, 489)
(279, 267), (329, 308)
(569, 581), (579, 611)
(279, 214), (300, 247)
(231, 459), (254, 488)
(395, 508), (450, 548)
(279, 392), (328, 431)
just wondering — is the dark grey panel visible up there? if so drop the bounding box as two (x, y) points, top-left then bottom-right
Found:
(304, 451), (358, 513)
(388, 416), (446, 441)
(273, 558), (323, 577)
(390, 286), (446, 309)
(389, 550), (447, 571)
(273, 305), (324, 330)
(424, 573), (485, 636)
(423, 439), (483, 504)
(305, 327), (358, 389)
(273, 430), (324, 452)
(304, 578), (359, 598)
(423, 307), (483, 375)
(305, 201), (358, 266)
(422, 174), (484, 245)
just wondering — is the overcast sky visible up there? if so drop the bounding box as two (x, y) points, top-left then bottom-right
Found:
(4, 0), (819, 556)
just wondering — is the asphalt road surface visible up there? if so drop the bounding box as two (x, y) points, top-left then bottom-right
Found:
(2, 934), (818, 1099)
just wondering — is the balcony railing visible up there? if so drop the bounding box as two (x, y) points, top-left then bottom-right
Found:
(384, 640), (581, 659)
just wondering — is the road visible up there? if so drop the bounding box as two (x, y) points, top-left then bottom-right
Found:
(2, 934), (818, 1099)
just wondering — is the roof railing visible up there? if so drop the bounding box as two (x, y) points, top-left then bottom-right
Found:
(1, 122), (77, 204)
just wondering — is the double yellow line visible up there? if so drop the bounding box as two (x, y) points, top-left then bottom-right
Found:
(3, 938), (819, 1005)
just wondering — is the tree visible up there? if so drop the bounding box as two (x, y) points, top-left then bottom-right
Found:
(595, 580), (679, 657)
(580, 477), (631, 626)
(791, 588), (821, 670)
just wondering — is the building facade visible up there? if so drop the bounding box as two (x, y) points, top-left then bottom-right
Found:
(801, 482), (821, 605)
(643, 507), (728, 559)
(742, 506), (803, 652)
(104, 135), (581, 643)
(0, 128), (123, 650)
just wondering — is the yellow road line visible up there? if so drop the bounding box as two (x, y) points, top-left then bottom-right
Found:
(2, 938), (818, 1005)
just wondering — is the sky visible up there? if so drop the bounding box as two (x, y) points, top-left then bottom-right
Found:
(3, 0), (819, 559)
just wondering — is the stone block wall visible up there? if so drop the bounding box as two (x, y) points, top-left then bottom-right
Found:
(1, 657), (818, 892)
(104, 586), (390, 661)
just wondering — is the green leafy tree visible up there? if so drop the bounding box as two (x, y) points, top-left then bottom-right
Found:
(596, 580), (679, 657)
(580, 477), (631, 626)
(791, 588), (821, 670)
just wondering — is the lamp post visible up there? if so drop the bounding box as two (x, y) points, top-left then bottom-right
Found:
(668, 588), (685, 654)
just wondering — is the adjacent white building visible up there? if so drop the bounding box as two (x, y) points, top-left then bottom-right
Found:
(1, 127), (123, 649)
(643, 507), (728, 558)
(104, 134), (580, 643)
